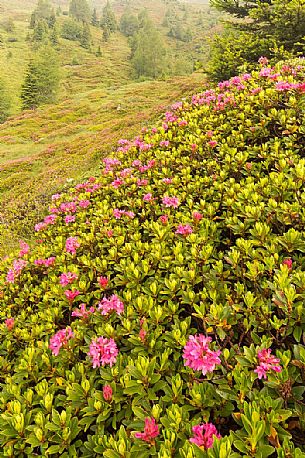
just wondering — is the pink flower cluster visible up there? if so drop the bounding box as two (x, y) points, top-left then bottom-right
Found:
(137, 179), (148, 187)
(113, 209), (135, 219)
(19, 240), (30, 257)
(162, 196), (180, 208)
(135, 417), (159, 443)
(98, 294), (124, 315)
(88, 337), (118, 368)
(60, 272), (78, 286)
(190, 423), (221, 449)
(72, 304), (95, 319)
(49, 327), (74, 356)
(103, 384), (113, 401)
(254, 348), (282, 379)
(34, 257), (56, 267)
(5, 318), (15, 331)
(183, 334), (221, 375)
(98, 276), (109, 288)
(6, 259), (28, 283)
(176, 224), (193, 236)
(103, 157), (122, 172)
(64, 289), (80, 302)
(35, 214), (57, 232)
(65, 237), (80, 255)
(143, 193), (154, 202)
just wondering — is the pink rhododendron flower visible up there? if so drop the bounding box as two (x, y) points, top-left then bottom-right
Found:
(193, 211), (203, 221)
(35, 222), (46, 232)
(282, 258), (292, 270)
(113, 209), (123, 219)
(52, 193), (61, 201)
(135, 418), (160, 443)
(49, 327), (74, 356)
(162, 196), (180, 208)
(176, 224), (193, 236)
(143, 193), (153, 202)
(65, 215), (75, 224)
(88, 337), (118, 368)
(6, 259), (27, 283)
(65, 237), (80, 255)
(103, 384), (113, 401)
(160, 140), (170, 147)
(159, 215), (168, 225)
(254, 348), (282, 379)
(72, 304), (95, 319)
(137, 179), (148, 187)
(60, 202), (77, 213)
(190, 423), (221, 449)
(139, 328), (147, 342)
(258, 56), (269, 66)
(98, 276), (109, 288)
(64, 290), (80, 302)
(183, 334), (221, 375)
(163, 178), (173, 184)
(98, 294), (124, 315)
(78, 200), (90, 208)
(208, 140), (218, 148)
(34, 257), (56, 267)
(60, 272), (78, 286)
(179, 119), (188, 127)
(19, 240), (30, 257)
(44, 214), (57, 225)
(5, 318), (15, 331)
(111, 178), (124, 188)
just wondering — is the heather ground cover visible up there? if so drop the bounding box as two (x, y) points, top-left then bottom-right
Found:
(1, 60), (305, 457)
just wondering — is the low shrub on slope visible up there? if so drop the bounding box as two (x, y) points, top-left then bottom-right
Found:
(1, 60), (305, 457)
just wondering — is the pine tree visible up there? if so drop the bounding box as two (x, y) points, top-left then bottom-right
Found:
(69, 0), (90, 23)
(120, 10), (139, 37)
(101, 1), (117, 33)
(130, 20), (168, 79)
(80, 22), (91, 48)
(32, 18), (49, 42)
(21, 46), (61, 110)
(209, 0), (305, 80)
(0, 79), (10, 123)
(91, 8), (99, 27)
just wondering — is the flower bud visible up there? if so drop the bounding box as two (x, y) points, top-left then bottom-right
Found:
(103, 384), (113, 402)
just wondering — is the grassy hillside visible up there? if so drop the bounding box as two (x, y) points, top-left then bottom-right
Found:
(1, 60), (305, 456)
(0, 73), (204, 256)
(0, 0), (220, 256)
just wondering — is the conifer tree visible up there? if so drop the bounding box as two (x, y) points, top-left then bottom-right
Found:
(32, 18), (49, 42)
(80, 22), (91, 48)
(69, 0), (90, 23)
(120, 10), (139, 37)
(0, 79), (10, 124)
(209, 0), (305, 80)
(101, 1), (117, 33)
(21, 46), (61, 110)
(91, 8), (99, 27)
(130, 19), (168, 79)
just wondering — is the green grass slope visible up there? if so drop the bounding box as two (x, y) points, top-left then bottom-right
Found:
(1, 60), (305, 457)
(0, 73), (204, 256)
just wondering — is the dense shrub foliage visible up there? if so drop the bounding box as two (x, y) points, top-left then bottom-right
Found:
(2, 60), (305, 457)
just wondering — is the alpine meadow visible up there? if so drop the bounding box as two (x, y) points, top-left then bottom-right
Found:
(1, 0), (305, 457)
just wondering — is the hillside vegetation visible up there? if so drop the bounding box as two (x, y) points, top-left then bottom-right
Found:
(1, 60), (305, 457)
(0, 0), (220, 256)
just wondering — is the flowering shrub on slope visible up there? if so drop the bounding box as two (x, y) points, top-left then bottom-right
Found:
(1, 59), (305, 457)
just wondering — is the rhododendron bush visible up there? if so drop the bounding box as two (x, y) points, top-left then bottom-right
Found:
(1, 60), (305, 457)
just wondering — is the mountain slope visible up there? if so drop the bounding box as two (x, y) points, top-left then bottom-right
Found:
(1, 60), (305, 456)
